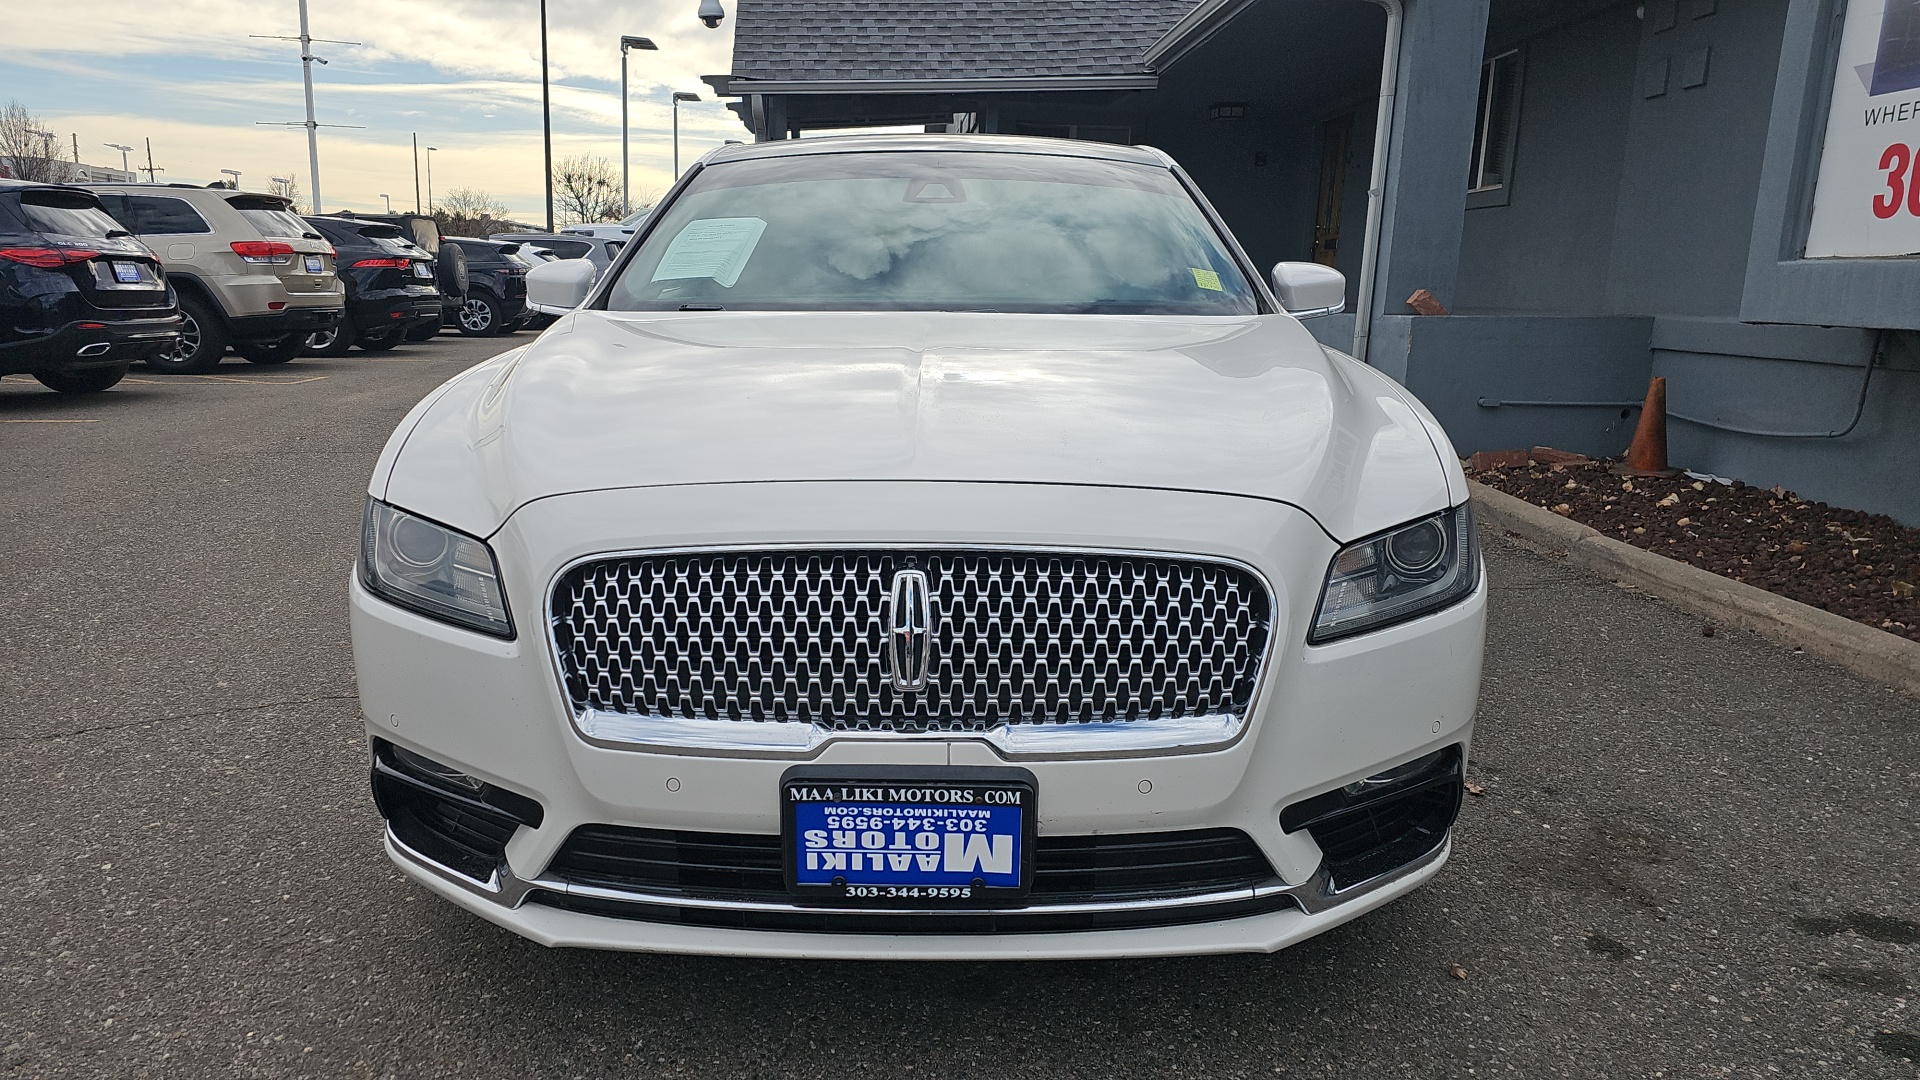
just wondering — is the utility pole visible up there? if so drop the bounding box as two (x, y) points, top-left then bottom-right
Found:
(541, 0), (554, 233)
(143, 138), (162, 183)
(425, 146), (437, 214)
(70, 133), (79, 168)
(252, 1), (361, 214)
(412, 133), (421, 213)
(297, 0), (323, 211)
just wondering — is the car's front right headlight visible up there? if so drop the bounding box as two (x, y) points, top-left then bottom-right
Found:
(1308, 503), (1478, 644)
(360, 498), (514, 638)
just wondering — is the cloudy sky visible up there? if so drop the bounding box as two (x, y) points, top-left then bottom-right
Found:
(1, 0), (749, 219)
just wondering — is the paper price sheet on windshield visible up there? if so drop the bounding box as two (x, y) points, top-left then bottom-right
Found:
(650, 216), (767, 288)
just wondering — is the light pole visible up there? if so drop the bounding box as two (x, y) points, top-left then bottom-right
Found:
(221, 168), (243, 189)
(425, 147), (438, 214)
(620, 35), (658, 217)
(103, 143), (133, 175)
(412, 133), (422, 213)
(540, 0), (553, 232)
(672, 92), (700, 180)
(380, 193), (391, 212)
(271, 175), (292, 203)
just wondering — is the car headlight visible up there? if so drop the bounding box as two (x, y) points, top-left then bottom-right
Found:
(1308, 503), (1478, 644)
(360, 499), (514, 638)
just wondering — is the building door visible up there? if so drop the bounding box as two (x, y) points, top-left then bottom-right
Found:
(1312, 113), (1353, 267)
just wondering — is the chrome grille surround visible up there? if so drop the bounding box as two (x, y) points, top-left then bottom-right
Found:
(548, 547), (1274, 751)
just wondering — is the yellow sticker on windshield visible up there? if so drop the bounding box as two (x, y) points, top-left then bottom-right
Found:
(1191, 267), (1223, 291)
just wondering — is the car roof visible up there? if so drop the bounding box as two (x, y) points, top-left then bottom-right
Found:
(700, 133), (1170, 168)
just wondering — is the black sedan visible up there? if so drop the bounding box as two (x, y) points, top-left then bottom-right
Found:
(302, 216), (442, 355)
(0, 180), (180, 393)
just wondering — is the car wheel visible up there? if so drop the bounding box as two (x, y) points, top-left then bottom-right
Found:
(240, 337), (303, 365)
(34, 364), (131, 394)
(304, 318), (355, 357)
(146, 293), (228, 373)
(356, 334), (400, 352)
(456, 294), (502, 336)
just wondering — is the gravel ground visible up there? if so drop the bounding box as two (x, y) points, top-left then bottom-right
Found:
(1475, 458), (1920, 642)
(2, 339), (1917, 1078)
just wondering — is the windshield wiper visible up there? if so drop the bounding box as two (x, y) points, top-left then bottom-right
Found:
(678, 303), (724, 311)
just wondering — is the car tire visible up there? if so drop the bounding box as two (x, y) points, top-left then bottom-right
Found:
(240, 336), (304, 365)
(436, 244), (468, 298)
(146, 293), (227, 373)
(34, 364), (131, 395)
(456, 293), (502, 336)
(304, 318), (356, 357)
(356, 334), (400, 352)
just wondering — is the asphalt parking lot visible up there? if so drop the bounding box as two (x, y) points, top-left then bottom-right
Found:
(3, 334), (1917, 1079)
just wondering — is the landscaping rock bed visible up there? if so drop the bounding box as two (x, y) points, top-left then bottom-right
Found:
(1471, 455), (1920, 642)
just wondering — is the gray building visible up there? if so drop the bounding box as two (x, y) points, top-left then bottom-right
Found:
(705, 0), (1920, 523)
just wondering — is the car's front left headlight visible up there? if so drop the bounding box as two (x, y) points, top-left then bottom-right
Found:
(360, 499), (514, 638)
(1308, 503), (1478, 644)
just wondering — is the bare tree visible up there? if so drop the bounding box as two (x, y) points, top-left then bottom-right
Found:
(0, 100), (70, 183)
(268, 173), (305, 212)
(553, 154), (622, 225)
(433, 186), (515, 237)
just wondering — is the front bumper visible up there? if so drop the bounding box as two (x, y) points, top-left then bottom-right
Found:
(352, 481), (1485, 958)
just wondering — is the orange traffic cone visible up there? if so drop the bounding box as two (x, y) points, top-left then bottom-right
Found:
(1611, 376), (1683, 477)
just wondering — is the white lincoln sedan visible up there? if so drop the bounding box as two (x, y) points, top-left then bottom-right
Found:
(351, 135), (1485, 959)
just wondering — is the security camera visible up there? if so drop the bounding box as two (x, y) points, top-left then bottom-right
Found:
(697, 0), (725, 28)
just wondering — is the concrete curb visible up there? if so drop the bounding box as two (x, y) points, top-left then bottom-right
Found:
(1469, 479), (1920, 699)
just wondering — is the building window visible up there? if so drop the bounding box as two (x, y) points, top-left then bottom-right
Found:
(1468, 50), (1522, 206)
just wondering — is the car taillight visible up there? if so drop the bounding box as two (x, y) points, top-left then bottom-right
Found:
(0, 247), (101, 268)
(352, 258), (408, 268)
(231, 240), (296, 263)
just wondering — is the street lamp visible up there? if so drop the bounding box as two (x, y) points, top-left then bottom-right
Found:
(539, 0), (554, 232)
(620, 35), (659, 217)
(380, 192), (391, 212)
(103, 142), (133, 174)
(672, 92), (701, 180)
(425, 147), (438, 214)
(221, 168), (243, 189)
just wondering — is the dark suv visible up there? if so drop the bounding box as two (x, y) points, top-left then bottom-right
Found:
(0, 180), (181, 393)
(303, 216), (441, 354)
(441, 237), (529, 336)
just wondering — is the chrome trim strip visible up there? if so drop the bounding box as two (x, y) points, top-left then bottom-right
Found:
(387, 825), (1451, 923)
(543, 542), (1280, 760)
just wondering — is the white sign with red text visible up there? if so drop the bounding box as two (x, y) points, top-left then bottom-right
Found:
(1805, 0), (1920, 257)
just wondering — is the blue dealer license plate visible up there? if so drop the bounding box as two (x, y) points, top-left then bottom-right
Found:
(783, 767), (1036, 906)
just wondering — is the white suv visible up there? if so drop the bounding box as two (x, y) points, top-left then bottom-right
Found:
(89, 185), (343, 372)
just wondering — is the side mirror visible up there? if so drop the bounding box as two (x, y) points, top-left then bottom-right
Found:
(1270, 262), (1346, 318)
(526, 258), (597, 313)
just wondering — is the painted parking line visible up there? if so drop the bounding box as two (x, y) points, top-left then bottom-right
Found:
(0, 418), (102, 423)
(121, 375), (331, 385)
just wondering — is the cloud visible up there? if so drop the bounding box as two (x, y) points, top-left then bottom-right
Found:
(0, 0), (751, 217)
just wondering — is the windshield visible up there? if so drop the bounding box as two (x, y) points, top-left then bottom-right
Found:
(19, 191), (125, 238)
(603, 152), (1259, 315)
(234, 206), (314, 239)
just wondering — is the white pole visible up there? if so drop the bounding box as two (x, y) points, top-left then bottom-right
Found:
(674, 97), (681, 180)
(1350, 0), (1403, 365)
(299, 0), (323, 212)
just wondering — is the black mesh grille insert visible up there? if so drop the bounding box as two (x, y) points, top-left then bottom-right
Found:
(544, 824), (1277, 905)
(549, 549), (1271, 733)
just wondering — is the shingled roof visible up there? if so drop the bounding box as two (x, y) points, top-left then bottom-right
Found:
(727, 0), (1202, 83)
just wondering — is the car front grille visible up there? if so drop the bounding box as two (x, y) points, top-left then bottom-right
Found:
(550, 548), (1272, 733)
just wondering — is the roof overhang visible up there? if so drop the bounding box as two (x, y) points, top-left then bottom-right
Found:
(708, 74), (1159, 96)
(1141, 0), (1262, 70)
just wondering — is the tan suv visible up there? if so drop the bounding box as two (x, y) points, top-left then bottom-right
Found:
(88, 185), (343, 372)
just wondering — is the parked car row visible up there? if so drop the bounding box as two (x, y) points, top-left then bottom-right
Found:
(2, 180), (633, 393)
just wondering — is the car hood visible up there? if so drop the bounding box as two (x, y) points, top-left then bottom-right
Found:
(380, 310), (1460, 542)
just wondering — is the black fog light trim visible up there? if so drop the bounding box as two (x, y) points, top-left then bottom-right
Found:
(1280, 746), (1463, 890)
(371, 739), (544, 829)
